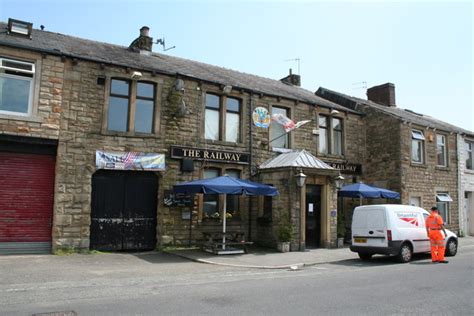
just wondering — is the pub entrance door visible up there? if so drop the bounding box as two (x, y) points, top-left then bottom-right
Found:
(305, 184), (322, 248)
(90, 170), (158, 251)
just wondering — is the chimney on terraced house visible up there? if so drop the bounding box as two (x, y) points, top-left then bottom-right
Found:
(367, 82), (396, 107)
(129, 26), (153, 54)
(280, 68), (301, 87)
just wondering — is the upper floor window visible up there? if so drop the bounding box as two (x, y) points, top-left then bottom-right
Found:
(411, 129), (425, 163)
(318, 115), (328, 154)
(436, 134), (447, 167)
(318, 114), (344, 156)
(0, 57), (35, 116)
(333, 117), (343, 156)
(466, 141), (473, 170)
(204, 93), (241, 142)
(270, 106), (290, 149)
(107, 79), (155, 133)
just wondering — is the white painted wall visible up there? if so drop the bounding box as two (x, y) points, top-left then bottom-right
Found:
(458, 134), (474, 236)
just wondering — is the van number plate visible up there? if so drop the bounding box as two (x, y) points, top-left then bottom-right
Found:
(354, 238), (367, 243)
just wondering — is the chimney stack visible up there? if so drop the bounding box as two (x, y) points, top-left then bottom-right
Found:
(129, 26), (153, 54)
(367, 83), (396, 107)
(280, 68), (301, 87)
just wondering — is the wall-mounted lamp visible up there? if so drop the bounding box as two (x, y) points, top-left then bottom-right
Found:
(222, 85), (233, 95)
(175, 79), (185, 91)
(295, 169), (307, 188)
(330, 109), (340, 115)
(131, 71), (142, 80)
(334, 174), (345, 189)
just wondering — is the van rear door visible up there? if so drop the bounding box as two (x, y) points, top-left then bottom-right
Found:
(352, 206), (388, 248)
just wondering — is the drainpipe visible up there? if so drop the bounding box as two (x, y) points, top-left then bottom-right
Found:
(248, 94), (253, 241)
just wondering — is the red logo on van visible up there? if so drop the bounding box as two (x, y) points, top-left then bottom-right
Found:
(400, 217), (418, 226)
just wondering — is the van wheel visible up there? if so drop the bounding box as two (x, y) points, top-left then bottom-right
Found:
(445, 238), (457, 257)
(358, 252), (372, 261)
(396, 243), (412, 263)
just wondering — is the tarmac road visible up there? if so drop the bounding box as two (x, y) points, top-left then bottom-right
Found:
(1, 240), (473, 315)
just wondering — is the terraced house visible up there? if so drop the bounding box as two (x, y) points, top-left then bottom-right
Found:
(0, 19), (367, 254)
(317, 83), (474, 234)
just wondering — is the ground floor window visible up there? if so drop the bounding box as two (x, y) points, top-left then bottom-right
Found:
(436, 192), (453, 224)
(201, 167), (242, 220)
(203, 169), (220, 219)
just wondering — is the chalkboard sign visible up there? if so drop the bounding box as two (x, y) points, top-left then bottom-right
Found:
(164, 190), (193, 207)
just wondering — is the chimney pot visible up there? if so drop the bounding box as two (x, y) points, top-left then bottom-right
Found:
(140, 26), (150, 37)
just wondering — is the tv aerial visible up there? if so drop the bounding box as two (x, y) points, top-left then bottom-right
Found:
(155, 37), (176, 52)
(284, 58), (300, 75)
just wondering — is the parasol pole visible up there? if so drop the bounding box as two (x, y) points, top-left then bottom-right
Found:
(222, 194), (226, 250)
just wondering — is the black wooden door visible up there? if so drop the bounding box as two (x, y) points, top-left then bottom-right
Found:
(90, 170), (157, 251)
(305, 185), (322, 248)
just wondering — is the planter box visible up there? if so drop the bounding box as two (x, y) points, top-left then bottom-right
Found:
(277, 241), (290, 253)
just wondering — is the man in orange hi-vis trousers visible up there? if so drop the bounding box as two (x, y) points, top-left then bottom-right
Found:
(426, 206), (448, 263)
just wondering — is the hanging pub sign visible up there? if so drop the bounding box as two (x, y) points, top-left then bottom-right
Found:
(252, 106), (271, 128)
(96, 151), (166, 171)
(171, 146), (250, 165)
(324, 161), (362, 174)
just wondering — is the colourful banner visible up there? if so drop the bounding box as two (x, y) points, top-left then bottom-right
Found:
(96, 151), (166, 171)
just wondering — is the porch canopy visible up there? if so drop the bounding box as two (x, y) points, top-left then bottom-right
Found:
(258, 149), (338, 174)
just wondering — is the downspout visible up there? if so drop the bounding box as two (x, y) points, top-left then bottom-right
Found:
(248, 94), (253, 241)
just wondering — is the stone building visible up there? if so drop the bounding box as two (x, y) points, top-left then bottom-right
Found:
(458, 134), (474, 236)
(317, 83), (473, 233)
(0, 19), (365, 254)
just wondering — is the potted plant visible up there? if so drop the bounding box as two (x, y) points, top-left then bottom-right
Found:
(276, 217), (293, 252)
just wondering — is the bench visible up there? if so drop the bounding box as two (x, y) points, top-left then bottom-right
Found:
(201, 232), (253, 255)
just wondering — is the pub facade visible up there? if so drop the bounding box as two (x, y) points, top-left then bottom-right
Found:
(0, 19), (366, 254)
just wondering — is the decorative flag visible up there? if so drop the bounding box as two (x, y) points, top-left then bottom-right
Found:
(271, 114), (311, 133)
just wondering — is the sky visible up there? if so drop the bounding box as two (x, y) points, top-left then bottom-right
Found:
(1, 0), (472, 131)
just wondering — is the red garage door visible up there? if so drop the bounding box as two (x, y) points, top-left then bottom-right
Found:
(0, 152), (55, 254)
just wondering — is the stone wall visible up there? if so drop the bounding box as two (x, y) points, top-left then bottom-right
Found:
(399, 124), (459, 231)
(360, 107), (401, 192)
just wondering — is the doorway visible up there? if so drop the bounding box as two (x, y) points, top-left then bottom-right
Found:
(305, 185), (322, 248)
(90, 170), (158, 251)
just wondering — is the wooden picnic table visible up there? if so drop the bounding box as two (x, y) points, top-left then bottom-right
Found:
(201, 231), (253, 255)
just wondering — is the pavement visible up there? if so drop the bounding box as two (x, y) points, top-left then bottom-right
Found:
(166, 235), (474, 269)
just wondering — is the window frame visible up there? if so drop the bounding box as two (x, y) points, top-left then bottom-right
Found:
(0, 57), (35, 117)
(270, 106), (291, 149)
(466, 141), (473, 170)
(436, 134), (447, 167)
(332, 117), (343, 156)
(411, 129), (425, 164)
(106, 77), (157, 134)
(317, 114), (344, 156)
(202, 168), (221, 220)
(318, 114), (328, 154)
(436, 192), (452, 224)
(204, 92), (242, 143)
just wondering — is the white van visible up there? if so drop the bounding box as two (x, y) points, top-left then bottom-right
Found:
(350, 204), (458, 263)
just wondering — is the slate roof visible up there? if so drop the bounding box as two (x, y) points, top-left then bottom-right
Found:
(0, 22), (358, 114)
(259, 149), (336, 171)
(316, 87), (473, 135)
